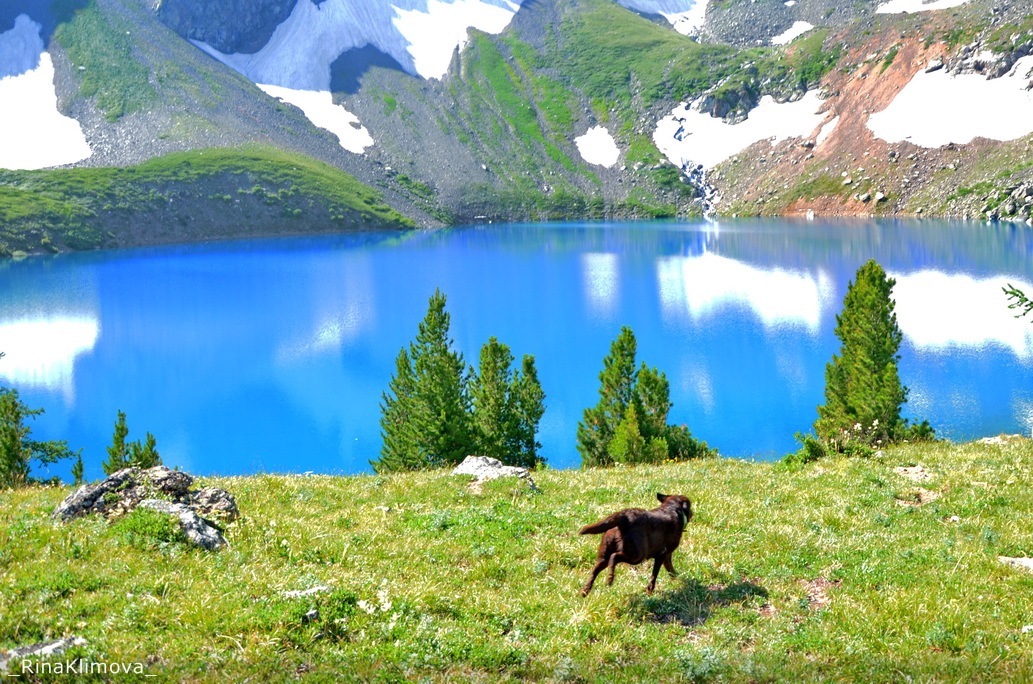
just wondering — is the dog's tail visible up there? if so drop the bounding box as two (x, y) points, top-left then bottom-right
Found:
(579, 511), (628, 535)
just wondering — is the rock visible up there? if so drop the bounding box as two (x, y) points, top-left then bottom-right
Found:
(53, 467), (237, 551)
(283, 586), (331, 599)
(999, 556), (1033, 573)
(874, 191), (887, 203)
(1023, 625), (1033, 634)
(138, 500), (228, 551)
(451, 455), (538, 492)
(189, 487), (239, 523)
(859, 192), (871, 202)
(925, 59), (944, 73)
(0, 637), (87, 672)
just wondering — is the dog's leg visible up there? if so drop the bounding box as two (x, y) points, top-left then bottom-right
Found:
(606, 552), (631, 586)
(663, 553), (678, 578)
(646, 556), (664, 593)
(581, 558), (609, 596)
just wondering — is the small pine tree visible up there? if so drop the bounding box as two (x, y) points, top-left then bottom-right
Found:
(0, 387), (77, 489)
(815, 259), (908, 451)
(374, 290), (475, 472)
(130, 432), (162, 469)
(577, 326), (638, 467)
(509, 355), (545, 468)
(71, 452), (85, 486)
(103, 410), (132, 475)
(578, 327), (710, 467)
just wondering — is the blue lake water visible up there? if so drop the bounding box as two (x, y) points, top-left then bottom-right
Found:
(3, 218), (1033, 480)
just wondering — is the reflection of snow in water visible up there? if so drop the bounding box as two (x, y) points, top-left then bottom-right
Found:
(656, 252), (834, 332)
(0, 317), (100, 404)
(582, 253), (620, 319)
(891, 270), (1033, 359)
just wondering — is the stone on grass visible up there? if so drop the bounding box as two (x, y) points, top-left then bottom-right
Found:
(999, 556), (1033, 573)
(0, 637), (87, 672)
(452, 455), (538, 492)
(53, 466), (236, 550)
(138, 499), (228, 551)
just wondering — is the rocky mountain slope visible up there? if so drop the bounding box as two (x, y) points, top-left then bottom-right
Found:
(1, 0), (1031, 253)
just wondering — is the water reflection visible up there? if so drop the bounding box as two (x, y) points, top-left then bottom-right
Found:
(0, 316), (99, 403)
(892, 270), (1033, 358)
(581, 252), (620, 319)
(657, 252), (834, 332)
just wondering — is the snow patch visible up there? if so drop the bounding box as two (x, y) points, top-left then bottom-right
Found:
(193, 0), (523, 85)
(0, 316), (99, 404)
(892, 270), (1033, 359)
(393, 0), (521, 79)
(867, 56), (1033, 147)
(771, 21), (813, 46)
(574, 126), (620, 167)
(815, 115), (839, 146)
(258, 84), (374, 153)
(614, 0), (709, 35)
(653, 90), (827, 169)
(875, 0), (971, 14)
(657, 252), (834, 332)
(0, 51), (92, 170)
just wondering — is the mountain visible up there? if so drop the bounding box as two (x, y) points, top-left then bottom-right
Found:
(0, 0), (1031, 254)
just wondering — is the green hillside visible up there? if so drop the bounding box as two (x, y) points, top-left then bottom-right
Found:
(0, 146), (415, 256)
(3, 439), (1032, 680)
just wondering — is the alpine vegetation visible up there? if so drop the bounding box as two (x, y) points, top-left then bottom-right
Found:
(101, 410), (162, 475)
(811, 259), (933, 457)
(577, 326), (712, 467)
(375, 290), (545, 473)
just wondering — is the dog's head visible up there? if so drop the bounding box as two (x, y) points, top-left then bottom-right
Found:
(657, 493), (693, 527)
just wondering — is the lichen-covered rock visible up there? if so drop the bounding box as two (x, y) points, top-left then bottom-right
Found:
(52, 466), (194, 521)
(189, 487), (239, 523)
(138, 500), (228, 551)
(53, 467), (236, 550)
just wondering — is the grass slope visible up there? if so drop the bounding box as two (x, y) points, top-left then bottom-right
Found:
(0, 146), (415, 255)
(2, 440), (1032, 681)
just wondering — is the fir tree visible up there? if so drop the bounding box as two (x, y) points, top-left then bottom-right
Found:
(577, 326), (638, 467)
(130, 432), (162, 469)
(470, 337), (516, 462)
(71, 452), (85, 486)
(578, 327), (710, 467)
(509, 355), (545, 468)
(103, 410), (132, 475)
(815, 259), (908, 450)
(374, 290), (475, 472)
(0, 387), (77, 489)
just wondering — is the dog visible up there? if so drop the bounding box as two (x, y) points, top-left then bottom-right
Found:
(579, 493), (693, 595)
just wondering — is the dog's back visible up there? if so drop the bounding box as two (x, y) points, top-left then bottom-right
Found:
(579, 493), (693, 595)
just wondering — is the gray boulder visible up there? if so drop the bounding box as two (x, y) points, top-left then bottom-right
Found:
(452, 455), (538, 492)
(138, 500), (228, 551)
(53, 466), (236, 550)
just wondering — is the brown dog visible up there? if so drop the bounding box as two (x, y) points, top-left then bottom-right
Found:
(579, 493), (693, 595)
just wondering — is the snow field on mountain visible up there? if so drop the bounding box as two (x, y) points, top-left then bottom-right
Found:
(867, 56), (1033, 147)
(653, 90), (829, 170)
(574, 126), (620, 167)
(258, 84), (374, 153)
(0, 15), (91, 170)
(771, 21), (813, 46)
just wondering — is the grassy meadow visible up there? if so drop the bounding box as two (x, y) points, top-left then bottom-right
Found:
(2, 438), (1033, 681)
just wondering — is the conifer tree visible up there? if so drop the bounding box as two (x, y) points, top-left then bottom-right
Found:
(815, 259), (908, 450)
(509, 355), (545, 468)
(130, 432), (162, 469)
(103, 410), (132, 475)
(578, 327), (710, 467)
(374, 290), (475, 472)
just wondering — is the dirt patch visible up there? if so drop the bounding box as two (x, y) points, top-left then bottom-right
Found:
(894, 465), (933, 483)
(800, 577), (840, 611)
(894, 487), (941, 507)
(979, 434), (1028, 446)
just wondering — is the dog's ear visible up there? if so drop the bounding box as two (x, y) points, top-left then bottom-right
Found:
(656, 492), (667, 503)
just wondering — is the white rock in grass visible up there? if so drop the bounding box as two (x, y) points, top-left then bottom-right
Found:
(999, 556), (1033, 573)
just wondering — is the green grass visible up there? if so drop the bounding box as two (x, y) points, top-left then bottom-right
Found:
(6, 439), (1030, 680)
(53, 0), (157, 122)
(0, 145), (414, 255)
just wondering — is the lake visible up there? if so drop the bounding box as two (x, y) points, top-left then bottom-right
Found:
(3, 218), (1033, 479)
